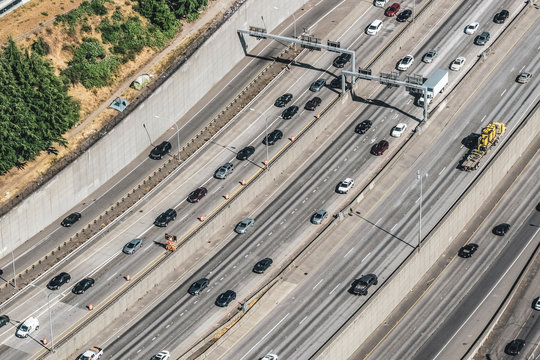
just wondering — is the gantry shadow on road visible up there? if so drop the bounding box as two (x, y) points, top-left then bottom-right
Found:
(350, 91), (422, 124)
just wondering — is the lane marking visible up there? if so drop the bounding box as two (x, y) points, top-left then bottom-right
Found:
(313, 279), (324, 290)
(239, 313), (290, 360)
(344, 247), (354, 258)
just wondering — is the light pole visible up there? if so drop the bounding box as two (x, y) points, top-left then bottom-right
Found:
(249, 108), (269, 170)
(154, 115), (181, 160)
(142, 124), (152, 145)
(292, 13), (297, 50)
(30, 285), (54, 352)
(11, 249), (16, 289)
(417, 170), (428, 251)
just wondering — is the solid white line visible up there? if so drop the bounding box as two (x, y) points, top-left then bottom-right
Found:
(239, 313), (290, 360)
(433, 227), (540, 359)
(313, 279), (324, 290)
(344, 247), (354, 258)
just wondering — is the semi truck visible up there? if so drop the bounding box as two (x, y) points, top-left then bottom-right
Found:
(459, 122), (506, 171)
(417, 69), (448, 106)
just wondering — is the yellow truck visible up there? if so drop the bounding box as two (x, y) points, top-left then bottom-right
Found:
(459, 122), (506, 171)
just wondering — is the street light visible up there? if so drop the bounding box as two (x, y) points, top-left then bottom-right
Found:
(30, 285), (54, 353)
(154, 115), (181, 160)
(417, 170), (428, 251)
(249, 108), (270, 170)
(11, 249), (16, 289)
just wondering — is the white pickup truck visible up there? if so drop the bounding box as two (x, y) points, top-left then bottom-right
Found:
(77, 347), (103, 360)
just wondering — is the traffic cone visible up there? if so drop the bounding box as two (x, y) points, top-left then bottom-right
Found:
(290, 136), (295, 142)
(316, 113), (321, 119)
(241, 179), (246, 186)
(224, 193), (230, 200)
(88, 304), (93, 310)
(125, 274), (131, 281)
(264, 160), (268, 166)
(42, 338), (47, 345)
(199, 216), (205, 222)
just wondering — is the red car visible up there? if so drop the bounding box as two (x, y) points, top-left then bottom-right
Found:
(305, 97), (322, 111)
(385, 3), (400, 17)
(371, 140), (389, 156)
(187, 187), (208, 203)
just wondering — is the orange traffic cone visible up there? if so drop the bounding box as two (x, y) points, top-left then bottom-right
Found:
(264, 160), (268, 166)
(125, 274), (131, 281)
(224, 193), (230, 200)
(199, 216), (205, 222)
(88, 304), (93, 310)
(241, 179), (246, 186)
(290, 136), (295, 142)
(42, 338), (47, 345)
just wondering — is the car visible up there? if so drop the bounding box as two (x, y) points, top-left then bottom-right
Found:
(123, 238), (143, 254)
(505, 339), (525, 355)
(450, 57), (466, 71)
(337, 178), (354, 194)
(235, 218), (254, 234)
(187, 187), (208, 203)
(47, 272), (71, 290)
(474, 31), (490, 45)
(237, 146), (255, 160)
(385, 3), (400, 17)
(188, 278), (210, 295)
(16, 317), (39, 338)
(149, 141), (172, 160)
(355, 120), (372, 134)
(310, 79), (326, 92)
(282, 105), (299, 120)
(333, 53), (351, 68)
(151, 351), (170, 360)
(214, 162), (234, 179)
(397, 55), (414, 71)
(215, 290), (236, 307)
(154, 208), (177, 227)
(311, 209), (328, 225)
(422, 49), (438, 63)
(366, 20), (383, 35)
(261, 355), (279, 360)
(72, 277), (95, 294)
(537, 202), (540, 212)
(0, 315), (10, 328)
(253, 258), (273, 274)
(391, 123), (407, 137)
(263, 130), (283, 145)
(61, 212), (81, 227)
(396, 9), (412, 22)
(305, 97), (322, 111)
(493, 223), (511, 236)
(350, 274), (378, 295)
(76, 346), (103, 360)
(533, 297), (540, 311)
(464, 22), (479, 35)
(374, 0), (388, 7)
(371, 140), (389, 155)
(274, 93), (293, 107)
(458, 243), (478, 258)
(516, 72), (532, 84)
(494, 10), (509, 24)
(330, 77), (351, 89)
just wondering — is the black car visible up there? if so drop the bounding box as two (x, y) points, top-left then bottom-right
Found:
(188, 278), (210, 295)
(350, 274), (378, 295)
(333, 53), (351, 68)
(305, 97), (322, 111)
(505, 339), (525, 355)
(493, 223), (511, 236)
(61, 212), (81, 227)
(355, 120), (372, 134)
(237, 146), (255, 160)
(330, 77), (351, 89)
(274, 93), (293, 107)
(282, 105), (299, 120)
(253, 258), (273, 274)
(47, 272), (71, 290)
(474, 31), (490, 45)
(149, 141), (172, 160)
(215, 290), (236, 307)
(396, 9), (412, 22)
(0, 315), (9, 328)
(263, 130), (283, 145)
(154, 208), (177, 227)
(187, 187), (208, 203)
(494, 10), (509, 24)
(458, 243), (478, 258)
(72, 278), (95, 294)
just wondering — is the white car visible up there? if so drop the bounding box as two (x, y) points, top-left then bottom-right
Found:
(534, 297), (540, 311)
(337, 178), (354, 194)
(464, 22), (479, 34)
(261, 354), (279, 360)
(450, 57), (466, 71)
(397, 55), (414, 71)
(77, 347), (103, 360)
(151, 351), (170, 360)
(391, 123), (408, 137)
(366, 20), (383, 35)
(374, 0), (389, 7)
(16, 317), (39, 338)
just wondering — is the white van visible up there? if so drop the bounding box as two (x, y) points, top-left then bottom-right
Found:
(16, 317), (39, 338)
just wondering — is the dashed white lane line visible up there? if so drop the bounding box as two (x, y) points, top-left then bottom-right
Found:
(239, 313), (290, 360)
(362, 252), (371, 263)
(329, 283), (341, 295)
(501, 89), (506, 96)
(344, 247), (354, 258)
(313, 279), (324, 290)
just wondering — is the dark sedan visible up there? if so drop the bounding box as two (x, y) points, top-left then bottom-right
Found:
(263, 130), (283, 145)
(396, 9), (412, 22)
(72, 278), (95, 294)
(282, 105), (299, 120)
(187, 187), (208, 203)
(305, 97), (322, 111)
(349, 274), (378, 295)
(505, 339), (525, 355)
(494, 10), (509, 24)
(154, 208), (177, 227)
(458, 243), (478, 258)
(253, 258), (273, 274)
(149, 141), (172, 160)
(237, 146), (255, 160)
(0, 315), (10, 328)
(493, 223), (511, 236)
(215, 290), (236, 307)
(330, 77), (351, 89)
(274, 93), (293, 107)
(355, 120), (372, 134)
(333, 53), (351, 68)
(47, 272), (71, 290)
(188, 278), (210, 295)
(474, 31), (490, 45)
(371, 140), (389, 155)
(61, 212), (81, 227)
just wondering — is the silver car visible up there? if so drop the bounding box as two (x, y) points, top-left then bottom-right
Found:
(422, 49), (437, 63)
(235, 218), (254, 234)
(214, 162), (234, 179)
(309, 79), (326, 92)
(311, 209), (328, 224)
(123, 238), (143, 254)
